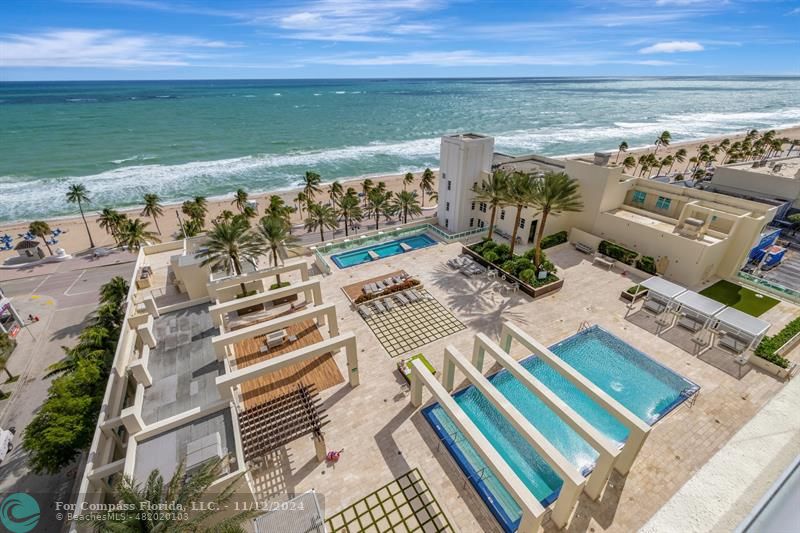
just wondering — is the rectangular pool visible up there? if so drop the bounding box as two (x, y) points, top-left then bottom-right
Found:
(330, 233), (436, 268)
(422, 326), (699, 532)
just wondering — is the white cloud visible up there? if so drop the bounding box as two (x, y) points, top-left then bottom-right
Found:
(311, 50), (676, 67)
(639, 40), (704, 53)
(0, 29), (239, 68)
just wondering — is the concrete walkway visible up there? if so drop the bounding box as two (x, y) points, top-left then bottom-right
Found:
(641, 376), (800, 533)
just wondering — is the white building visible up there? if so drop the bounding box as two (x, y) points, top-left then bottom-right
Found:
(0, 287), (23, 337)
(437, 134), (779, 287)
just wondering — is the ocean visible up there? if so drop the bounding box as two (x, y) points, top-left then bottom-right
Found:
(1, 77), (799, 223)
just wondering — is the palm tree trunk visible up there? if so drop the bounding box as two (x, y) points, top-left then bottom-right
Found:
(534, 210), (550, 267)
(320, 226), (324, 242)
(488, 204), (498, 240)
(42, 238), (52, 255)
(404, 207), (408, 224)
(375, 212), (380, 230)
(153, 215), (161, 235)
(3, 368), (13, 381)
(509, 205), (522, 256)
(344, 214), (349, 237)
(420, 186), (425, 207)
(78, 201), (95, 248)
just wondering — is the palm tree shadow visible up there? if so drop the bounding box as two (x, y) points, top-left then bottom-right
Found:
(49, 310), (94, 341)
(428, 264), (528, 338)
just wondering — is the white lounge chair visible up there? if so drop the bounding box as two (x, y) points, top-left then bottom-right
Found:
(385, 298), (396, 311)
(373, 301), (387, 313)
(396, 293), (409, 305)
(358, 305), (373, 319)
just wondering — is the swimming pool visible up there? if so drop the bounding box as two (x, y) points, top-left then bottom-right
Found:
(330, 234), (436, 268)
(422, 326), (699, 532)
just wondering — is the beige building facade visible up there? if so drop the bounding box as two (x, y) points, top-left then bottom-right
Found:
(439, 134), (779, 287)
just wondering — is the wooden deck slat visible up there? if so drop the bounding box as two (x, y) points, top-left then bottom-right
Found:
(233, 318), (344, 409)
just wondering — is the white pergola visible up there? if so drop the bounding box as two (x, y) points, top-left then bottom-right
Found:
(713, 307), (771, 354)
(639, 277), (687, 311)
(674, 291), (727, 331)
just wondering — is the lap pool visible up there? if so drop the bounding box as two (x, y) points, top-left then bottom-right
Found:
(330, 234), (436, 268)
(422, 326), (699, 532)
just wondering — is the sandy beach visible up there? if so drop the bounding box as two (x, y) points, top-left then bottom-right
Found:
(1, 126), (798, 263)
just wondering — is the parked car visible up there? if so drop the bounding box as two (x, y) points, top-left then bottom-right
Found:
(0, 426), (15, 464)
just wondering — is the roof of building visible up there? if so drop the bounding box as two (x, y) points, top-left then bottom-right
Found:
(723, 157), (800, 179)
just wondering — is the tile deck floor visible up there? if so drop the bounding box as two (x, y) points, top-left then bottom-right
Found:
(248, 240), (800, 533)
(364, 290), (466, 358)
(326, 468), (455, 533)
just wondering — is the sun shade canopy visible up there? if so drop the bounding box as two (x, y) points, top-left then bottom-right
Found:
(715, 307), (771, 339)
(640, 276), (687, 300)
(674, 291), (727, 318)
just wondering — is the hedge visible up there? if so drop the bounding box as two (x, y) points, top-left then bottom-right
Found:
(636, 255), (657, 275)
(754, 317), (800, 369)
(598, 240), (638, 265)
(540, 231), (568, 250)
(469, 238), (559, 287)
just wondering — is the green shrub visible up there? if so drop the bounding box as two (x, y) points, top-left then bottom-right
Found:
(530, 273), (559, 288)
(269, 281), (291, 290)
(493, 243), (512, 263)
(598, 240), (638, 265)
(519, 269), (536, 284)
(483, 251), (499, 264)
(636, 255), (657, 274)
(234, 290), (257, 299)
(754, 317), (800, 369)
(626, 284), (644, 295)
(540, 231), (568, 249)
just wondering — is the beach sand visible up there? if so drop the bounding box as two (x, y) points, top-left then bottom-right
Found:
(2, 126), (798, 262)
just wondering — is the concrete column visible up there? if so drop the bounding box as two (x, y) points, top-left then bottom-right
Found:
(325, 309), (338, 336)
(586, 450), (615, 500)
(128, 360), (152, 388)
(313, 432), (326, 462)
(143, 296), (159, 318)
(410, 372), (423, 407)
(345, 337), (359, 387)
(120, 406), (144, 435)
(136, 320), (156, 349)
(442, 356), (456, 393)
(616, 426), (648, 474)
(552, 481), (581, 529)
(312, 284), (322, 306)
(518, 509), (542, 533)
(471, 343), (485, 372)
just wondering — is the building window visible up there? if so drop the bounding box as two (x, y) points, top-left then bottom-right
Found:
(500, 209), (505, 220)
(478, 219), (485, 228)
(447, 180), (451, 191)
(445, 202), (450, 211)
(469, 218), (474, 227)
(442, 172), (446, 180)
(479, 202), (487, 213)
(632, 190), (646, 204)
(473, 182), (477, 190)
(445, 218), (449, 228)
(471, 201), (475, 211)
(519, 218), (526, 229)
(655, 196), (672, 210)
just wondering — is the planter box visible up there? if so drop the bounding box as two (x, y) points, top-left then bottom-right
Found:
(273, 293), (299, 306)
(749, 354), (792, 380)
(236, 303), (265, 317)
(621, 289), (649, 302)
(462, 246), (563, 300)
(776, 331), (800, 357)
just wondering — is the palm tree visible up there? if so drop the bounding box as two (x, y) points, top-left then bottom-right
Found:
(28, 220), (53, 255)
(529, 172), (583, 267)
(100, 276), (129, 304)
(194, 196), (208, 212)
(117, 218), (160, 251)
(419, 168), (435, 207)
(361, 179), (374, 207)
(403, 172), (415, 190)
(654, 130), (671, 154)
(264, 195), (292, 227)
(304, 202), (338, 242)
(616, 141), (628, 163)
(232, 188), (249, 213)
(258, 215), (298, 284)
(66, 183), (95, 248)
(392, 190), (422, 224)
(328, 180), (343, 205)
(196, 218), (264, 296)
(215, 210), (235, 224)
(365, 190), (393, 231)
(673, 148), (687, 171)
(472, 170), (508, 240)
(98, 208), (125, 243)
(294, 191), (308, 219)
(303, 171), (322, 202)
(141, 193), (163, 234)
(91, 457), (257, 532)
(501, 171), (537, 256)
(336, 193), (362, 237)
(622, 155), (636, 173)
(182, 200), (206, 228)
(241, 205), (257, 222)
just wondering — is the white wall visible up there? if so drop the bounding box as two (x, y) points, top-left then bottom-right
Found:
(437, 134), (494, 233)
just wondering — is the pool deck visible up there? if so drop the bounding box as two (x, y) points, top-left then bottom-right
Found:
(249, 241), (800, 532)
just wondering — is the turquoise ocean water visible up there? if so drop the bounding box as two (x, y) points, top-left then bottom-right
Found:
(1, 77), (799, 222)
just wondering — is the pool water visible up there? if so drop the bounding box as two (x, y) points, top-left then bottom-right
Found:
(330, 233), (436, 268)
(422, 326), (699, 532)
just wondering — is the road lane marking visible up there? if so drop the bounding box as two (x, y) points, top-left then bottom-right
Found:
(31, 274), (51, 294)
(64, 269), (87, 296)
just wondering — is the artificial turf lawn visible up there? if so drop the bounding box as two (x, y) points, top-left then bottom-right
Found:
(699, 280), (779, 317)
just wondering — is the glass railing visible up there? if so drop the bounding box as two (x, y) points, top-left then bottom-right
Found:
(737, 271), (800, 304)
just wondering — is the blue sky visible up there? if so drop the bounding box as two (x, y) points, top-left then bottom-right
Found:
(1, 0), (799, 80)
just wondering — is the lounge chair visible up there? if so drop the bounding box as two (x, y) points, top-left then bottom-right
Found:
(677, 314), (702, 332)
(373, 301), (387, 313)
(643, 298), (666, 315)
(358, 305), (373, 319)
(406, 291), (419, 302)
(385, 298), (396, 311)
(396, 293), (409, 305)
(392, 276), (402, 284)
(718, 332), (748, 354)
